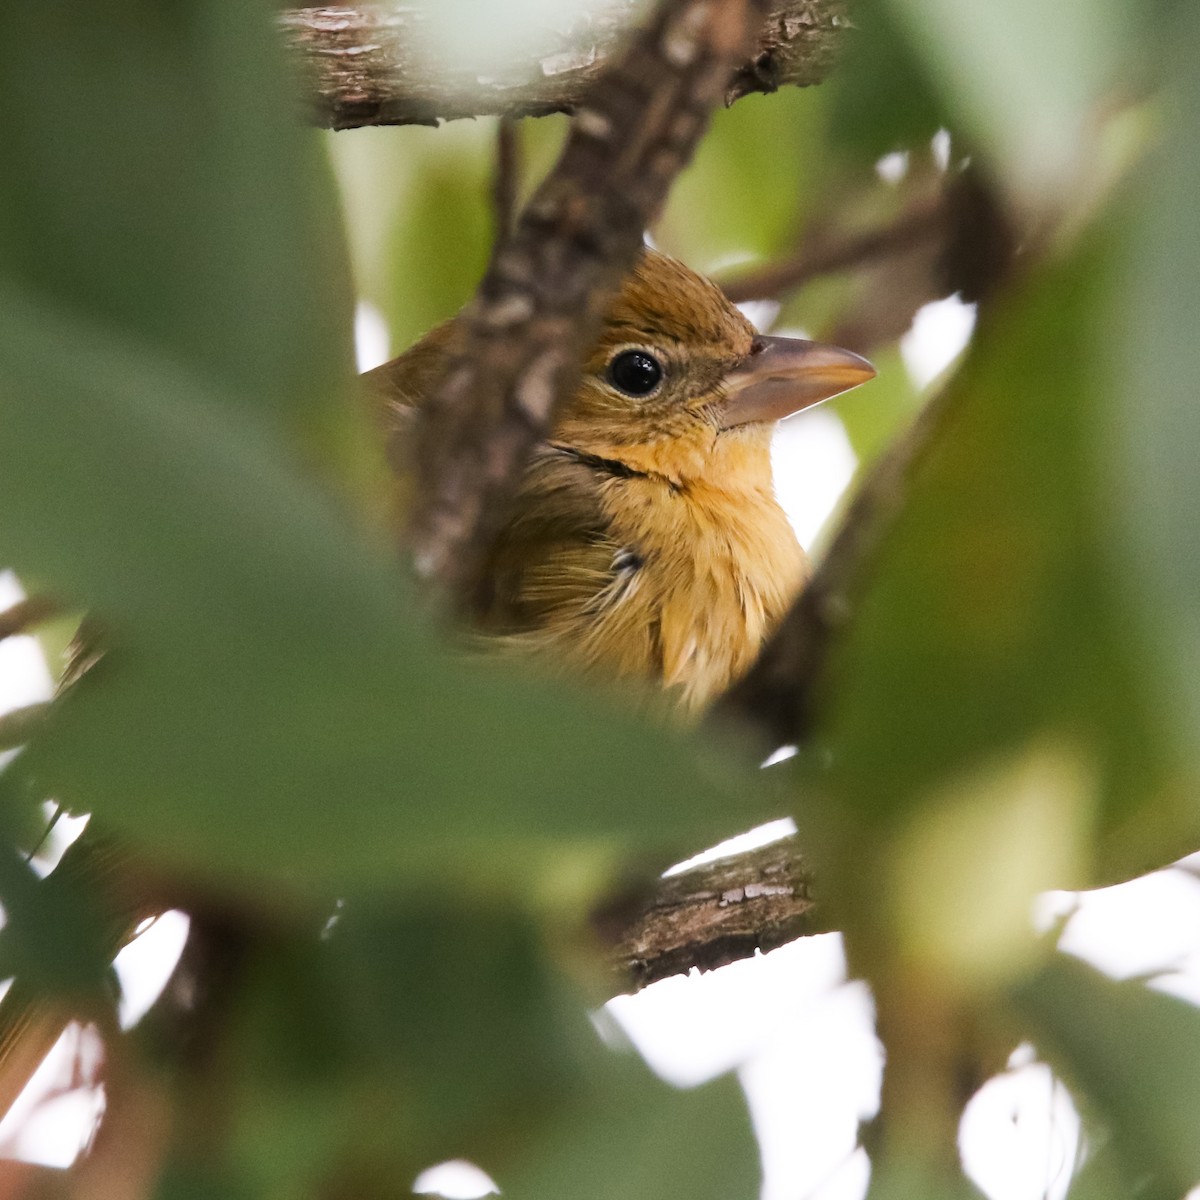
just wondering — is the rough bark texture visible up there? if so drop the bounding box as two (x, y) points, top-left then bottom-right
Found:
(406, 0), (771, 601)
(604, 835), (820, 991)
(281, 2), (847, 130)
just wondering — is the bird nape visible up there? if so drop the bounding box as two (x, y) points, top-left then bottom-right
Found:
(365, 248), (875, 714)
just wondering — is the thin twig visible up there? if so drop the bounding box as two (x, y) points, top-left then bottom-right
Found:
(408, 0), (771, 604)
(0, 597), (61, 643)
(491, 118), (521, 241)
(720, 191), (949, 303)
(281, 2), (847, 131)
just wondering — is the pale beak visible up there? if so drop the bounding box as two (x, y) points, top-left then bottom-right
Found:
(717, 335), (876, 430)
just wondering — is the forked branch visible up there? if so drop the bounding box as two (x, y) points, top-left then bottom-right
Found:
(407, 0), (773, 602)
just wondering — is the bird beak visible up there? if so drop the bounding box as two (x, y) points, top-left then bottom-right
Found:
(717, 335), (876, 429)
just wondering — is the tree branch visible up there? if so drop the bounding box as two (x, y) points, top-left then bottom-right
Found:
(491, 117), (521, 241)
(601, 834), (821, 991)
(720, 191), (949, 303)
(281, 2), (847, 131)
(407, 0), (772, 603)
(0, 596), (60, 643)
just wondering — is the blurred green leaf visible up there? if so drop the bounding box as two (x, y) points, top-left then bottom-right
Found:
(327, 902), (590, 1146)
(1014, 952), (1200, 1196)
(829, 347), (923, 468)
(168, 898), (758, 1200)
(828, 4), (949, 165)
(881, 0), (1128, 201)
(0, 286), (765, 893)
(0, 778), (111, 997)
(1106, 3), (1200, 797)
(156, 1162), (257, 1200)
(657, 88), (829, 273)
(0, 0), (355, 450)
(1064, 1129), (1168, 1200)
(216, 902), (598, 1189)
(808, 233), (1180, 882)
(384, 143), (494, 350)
(866, 1157), (986, 1200)
(519, 114), (572, 205)
(330, 121), (495, 357)
(503, 1062), (758, 1200)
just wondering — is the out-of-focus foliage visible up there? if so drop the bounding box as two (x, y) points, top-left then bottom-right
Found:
(1, 0), (1200, 1198)
(331, 122), (496, 355)
(0, 2), (769, 1195)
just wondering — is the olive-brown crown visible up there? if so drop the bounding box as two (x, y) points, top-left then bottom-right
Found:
(564, 248), (758, 453)
(365, 246), (771, 487)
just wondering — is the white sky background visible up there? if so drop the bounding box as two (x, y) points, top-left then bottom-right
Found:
(4, 300), (1200, 1200)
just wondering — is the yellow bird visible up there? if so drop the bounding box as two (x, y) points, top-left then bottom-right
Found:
(366, 248), (875, 712)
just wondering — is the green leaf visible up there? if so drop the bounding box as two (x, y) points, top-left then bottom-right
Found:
(161, 897), (758, 1200)
(866, 1157), (986, 1200)
(503, 1062), (759, 1200)
(212, 902), (602, 1190)
(1105, 3), (1200, 794)
(657, 87), (829, 273)
(0, 778), (112, 997)
(384, 138), (495, 350)
(809, 233), (1180, 883)
(827, 4), (949, 164)
(0, 0), (355, 442)
(156, 1162), (257, 1200)
(881, 0), (1128, 201)
(1063, 1128), (1170, 1200)
(330, 121), (495, 355)
(829, 347), (923, 468)
(1014, 952), (1200, 1196)
(0, 288), (763, 895)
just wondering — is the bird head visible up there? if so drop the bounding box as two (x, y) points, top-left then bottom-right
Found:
(367, 247), (875, 489)
(552, 247), (875, 484)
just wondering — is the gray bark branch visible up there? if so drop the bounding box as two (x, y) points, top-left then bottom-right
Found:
(281, 2), (847, 130)
(602, 835), (820, 991)
(406, 0), (772, 602)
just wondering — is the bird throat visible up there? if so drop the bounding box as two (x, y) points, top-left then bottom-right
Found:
(554, 430), (807, 713)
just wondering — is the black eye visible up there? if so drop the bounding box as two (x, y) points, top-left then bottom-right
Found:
(607, 350), (663, 397)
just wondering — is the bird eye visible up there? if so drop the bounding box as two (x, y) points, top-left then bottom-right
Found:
(607, 350), (663, 397)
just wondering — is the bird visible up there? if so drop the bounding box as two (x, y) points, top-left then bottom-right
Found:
(365, 247), (875, 713)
